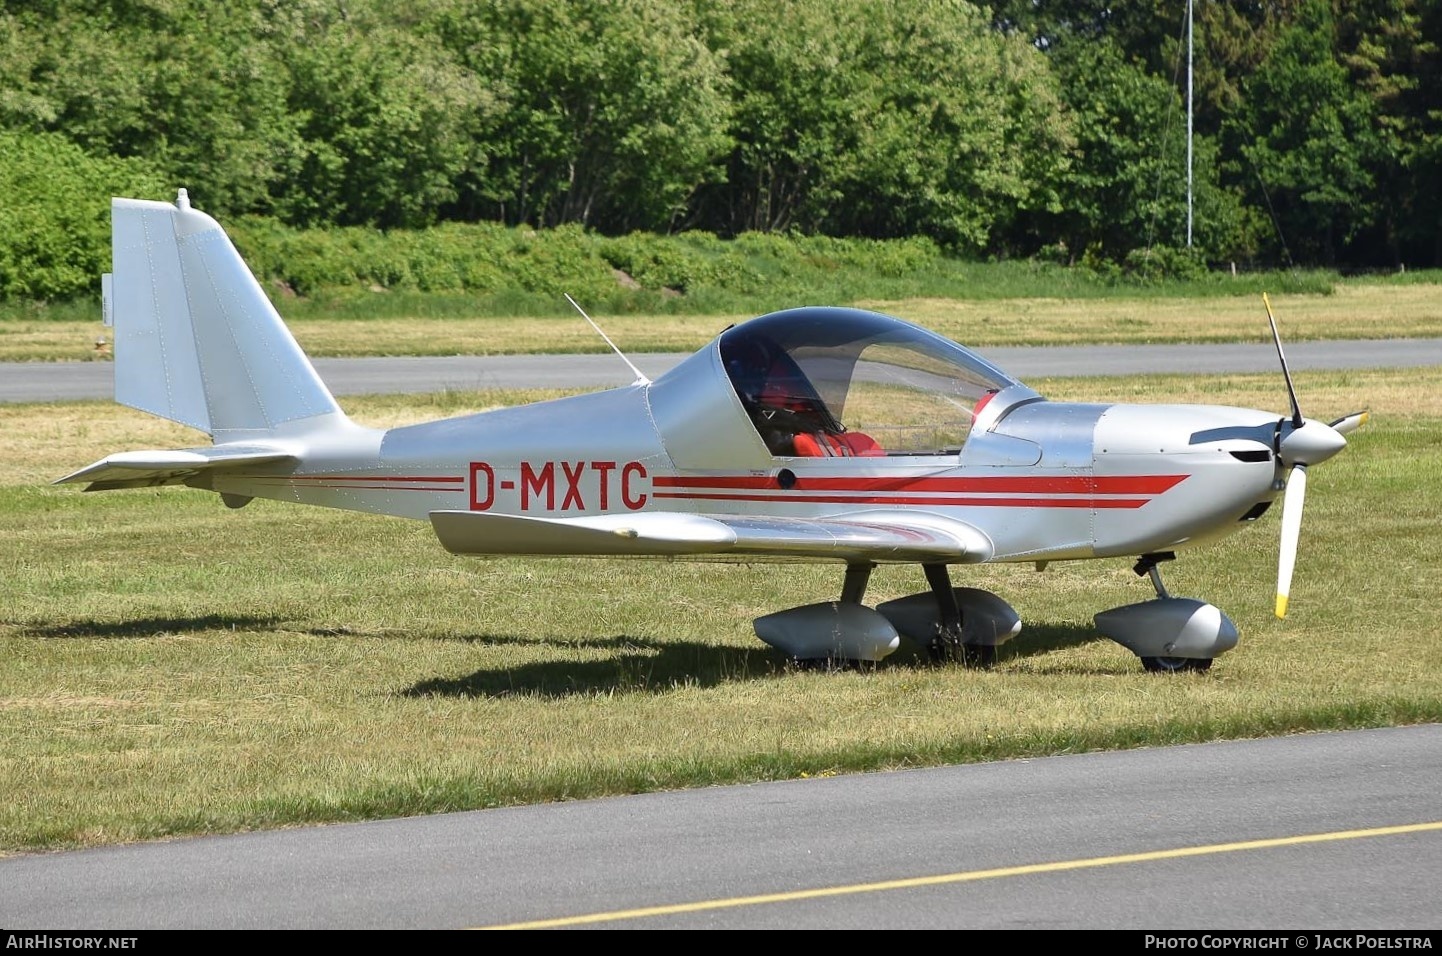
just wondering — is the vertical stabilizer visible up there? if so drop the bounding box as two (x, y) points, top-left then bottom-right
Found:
(107, 190), (343, 438)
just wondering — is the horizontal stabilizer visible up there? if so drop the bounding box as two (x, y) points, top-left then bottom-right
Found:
(429, 509), (991, 562)
(54, 447), (297, 491)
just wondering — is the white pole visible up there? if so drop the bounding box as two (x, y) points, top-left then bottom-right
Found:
(1187, 0), (1194, 248)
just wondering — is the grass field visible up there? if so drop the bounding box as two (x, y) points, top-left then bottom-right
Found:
(3, 366), (1439, 856)
(4, 280), (1442, 362)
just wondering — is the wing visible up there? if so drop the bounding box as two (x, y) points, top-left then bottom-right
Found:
(54, 447), (298, 491)
(428, 509), (993, 564)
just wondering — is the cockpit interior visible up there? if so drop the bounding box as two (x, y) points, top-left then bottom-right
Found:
(719, 308), (1018, 458)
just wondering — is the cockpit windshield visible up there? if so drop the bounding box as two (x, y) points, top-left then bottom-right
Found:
(719, 307), (1020, 458)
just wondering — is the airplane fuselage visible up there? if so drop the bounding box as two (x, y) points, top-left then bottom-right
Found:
(207, 384), (1282, 565)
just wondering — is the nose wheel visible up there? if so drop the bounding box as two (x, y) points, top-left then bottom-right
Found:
(1135, 553), (1211, 672)
(1141, 655), (1212, 673)
(1095, 552), (1228, 674)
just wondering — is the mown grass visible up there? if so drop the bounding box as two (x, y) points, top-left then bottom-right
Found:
(2, 366), (1439, 855)
(5, 271), (1441, 362)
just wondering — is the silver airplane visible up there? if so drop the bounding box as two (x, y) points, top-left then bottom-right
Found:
(59, 191), (1365, 672)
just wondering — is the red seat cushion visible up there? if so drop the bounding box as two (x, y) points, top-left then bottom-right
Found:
(791, 432), (884, 457)
(791, 433), (827, 456)
(837, 432), (884, 457)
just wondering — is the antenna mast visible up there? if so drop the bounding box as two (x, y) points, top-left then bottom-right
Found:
(564, 293), (650, 386)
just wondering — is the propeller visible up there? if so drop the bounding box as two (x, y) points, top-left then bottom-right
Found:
(1263, 294), (1355, 619)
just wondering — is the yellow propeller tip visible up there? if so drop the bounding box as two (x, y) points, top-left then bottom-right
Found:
(1275, 595), (1289, 618)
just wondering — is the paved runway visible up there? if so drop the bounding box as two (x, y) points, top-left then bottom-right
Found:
(4, 724), (1440, 929)
(4, 337), (1442, 403)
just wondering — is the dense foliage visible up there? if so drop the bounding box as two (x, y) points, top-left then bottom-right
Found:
(2, 0), (1439, 299)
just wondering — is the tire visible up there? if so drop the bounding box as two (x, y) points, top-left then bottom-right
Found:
(927, 639), (997, 669)
(792, 657), (873, 674)
(961, 643), (997, 668)
(1140, 656), (1213, 674)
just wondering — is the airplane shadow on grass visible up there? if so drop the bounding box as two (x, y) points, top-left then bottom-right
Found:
(399, 621), (1109, 700)
(21, 614), (283, 639)
(18, 615), (1120, 696)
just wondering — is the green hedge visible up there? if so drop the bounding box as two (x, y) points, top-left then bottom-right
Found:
(2, 180), (1332, 310)
(0, 131), (168, 300)
(226, 219), (944, 303)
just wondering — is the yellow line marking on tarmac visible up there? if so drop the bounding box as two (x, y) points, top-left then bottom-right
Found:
(479, 820), (1442, 929)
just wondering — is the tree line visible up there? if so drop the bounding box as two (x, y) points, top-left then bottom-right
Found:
(2, 0), (1439, 301)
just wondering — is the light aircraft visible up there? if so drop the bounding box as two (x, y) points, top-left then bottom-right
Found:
(59, 191), (1366, 672)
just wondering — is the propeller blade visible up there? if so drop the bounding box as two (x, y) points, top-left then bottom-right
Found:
(1329, 410), (1370, 436)
(1276, 464), (1308, 619)
(1263, 293), (1304, 429)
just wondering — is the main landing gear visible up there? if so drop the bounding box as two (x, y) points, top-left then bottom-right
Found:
(752, 560), (1021, 670)
(918, 563), (995, 667)
(1093, 552), (1239, 674)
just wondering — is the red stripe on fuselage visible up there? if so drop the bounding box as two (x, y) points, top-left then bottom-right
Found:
(651, 474), (1186, 494)
(281, 474), (466, 484)
(652, 492), (1151, 508)
(244, 475), (464, 493)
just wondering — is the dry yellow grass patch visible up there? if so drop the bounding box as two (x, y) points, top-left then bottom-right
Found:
(1039, 367), (1442, 419)
(861, 285), (1442, 345)
(6, 283), (1442, 362)
(1, 314), (747, 362)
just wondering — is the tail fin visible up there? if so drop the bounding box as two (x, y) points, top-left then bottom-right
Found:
(106, 189), (343, 439)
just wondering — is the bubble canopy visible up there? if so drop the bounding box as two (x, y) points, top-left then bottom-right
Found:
(718, 307), (1024, 458)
